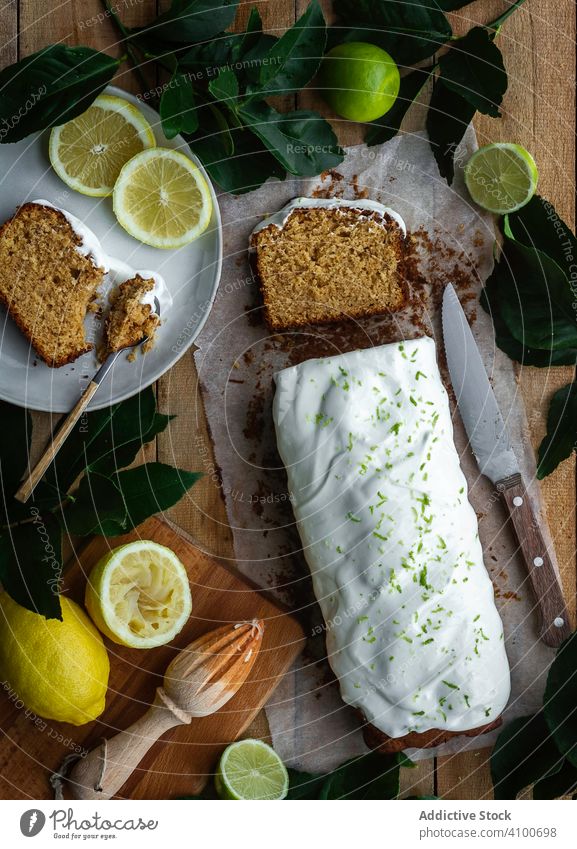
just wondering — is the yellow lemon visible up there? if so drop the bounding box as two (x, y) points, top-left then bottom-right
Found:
(0, 592), (109, 726)
(49, 94), (156, 197)
(113, 147), (213, 248)
(85, 540), (192, 649)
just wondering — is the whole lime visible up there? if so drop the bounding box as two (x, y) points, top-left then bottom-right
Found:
(319, 42), (400, 122)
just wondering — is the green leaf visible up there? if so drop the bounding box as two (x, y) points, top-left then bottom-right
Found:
(533, 759), (577, 799)
(537, 383), (577, 478)
(160, 71), (198, 139)
(110, 463), (201, 533)
(286, 769), (327, 799)
(178, 34), (237, 72)
(237, 35), (279, 86)
(439, 27), (507, 118)
(480, 194), (577, 369)
(426, 78), (476, 183)
(191, 121), (285, 194)
(480, 280), (577, 367)
(544, 631), (577, 767)
(331, 0), (452, 65)
(0, 402), (32, 492)
(496, 240), (577, 351)
(90, 413), (174, 477)
(247, 0), (326, 99)
(491, 713), (565, 800)
(0, 45), (120, 143)
(319, 752), (410, 799)
(148, 0), (240, 45)
(60, 472), (127, 536)
(366, 65), (434, 146)
(0, 514), (62, 619)
(41, 387), (158, 494)
(208, 68), (239, 104)
(238, 100), (344, 177)
(230, 7), (263, 62)
(506, 195), (577, 271)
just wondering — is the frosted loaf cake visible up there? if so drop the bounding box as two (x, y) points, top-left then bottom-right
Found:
(273, 338), (511, 751)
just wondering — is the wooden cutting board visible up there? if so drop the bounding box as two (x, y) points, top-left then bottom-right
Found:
(0, 517), (305, 800)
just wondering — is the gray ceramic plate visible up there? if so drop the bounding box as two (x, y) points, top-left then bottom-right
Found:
(0, 86), (222, 412)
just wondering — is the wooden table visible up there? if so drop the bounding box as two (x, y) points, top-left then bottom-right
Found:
(1, 0), (575, 799)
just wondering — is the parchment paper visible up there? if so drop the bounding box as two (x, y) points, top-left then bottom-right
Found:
(194, 128), (557, 772)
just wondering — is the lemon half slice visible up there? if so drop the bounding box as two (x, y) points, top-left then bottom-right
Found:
(0, 592), (109, 725)
(113, 147), (213, 248)
(85, 540), (192, 649)
(49, 94), (156, 197)
(216, 740), (289, 800)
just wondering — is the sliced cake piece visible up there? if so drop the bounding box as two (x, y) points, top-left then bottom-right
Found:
(249, 198), (408, 330)
(0, 202), (105, 367)
(104, 275), (160, 356)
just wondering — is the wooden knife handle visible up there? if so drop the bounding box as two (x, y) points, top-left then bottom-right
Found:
(68, 687), (190, 800)
(14, 380), (100, 504)
(497, 473), (572, 648)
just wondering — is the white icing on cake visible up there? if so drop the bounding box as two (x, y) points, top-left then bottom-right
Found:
(273, 338), (511, 739)
(249, 196), (407, 247)
(32, 199), (172, 316)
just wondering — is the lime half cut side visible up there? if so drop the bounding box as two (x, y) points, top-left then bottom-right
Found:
(464, 143), (539, 215)
(216, 739), (289, 800)
(113, 147), (212, 248)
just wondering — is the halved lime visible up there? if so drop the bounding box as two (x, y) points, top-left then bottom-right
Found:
(215, 739), (289, 800)
(464, 143), (538, 214)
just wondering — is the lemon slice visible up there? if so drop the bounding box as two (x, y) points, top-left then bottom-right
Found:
(113, 147), (213, 248)
(85, 540), (192, 649)
(49, 94), (156, 197)
(464, 143), (539, 215)
(215, 740), (289, 800)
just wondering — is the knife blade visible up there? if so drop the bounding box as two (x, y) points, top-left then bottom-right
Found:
(442, 282), (518, 484)
(442, 283), (572, 648)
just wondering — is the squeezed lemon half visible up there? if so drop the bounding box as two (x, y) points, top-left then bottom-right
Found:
(49, 94), (156, 197)
(113, 147), (213, 248)
(85, 540), (192, 649)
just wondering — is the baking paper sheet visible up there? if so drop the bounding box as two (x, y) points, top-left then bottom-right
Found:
(194, 128), (557, 772)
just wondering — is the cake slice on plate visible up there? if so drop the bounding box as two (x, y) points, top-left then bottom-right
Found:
(249, 197), (408, 330)
(0, 201), (169, 368)
(0, 202), (105, 367)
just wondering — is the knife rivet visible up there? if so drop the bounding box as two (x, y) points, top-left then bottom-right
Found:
(513, 496), (523, 507)
(554, 617), (565, 628)
(533, 556), (544, 567)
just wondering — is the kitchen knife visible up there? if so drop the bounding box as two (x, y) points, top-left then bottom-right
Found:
(442, 283), (572, 648)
